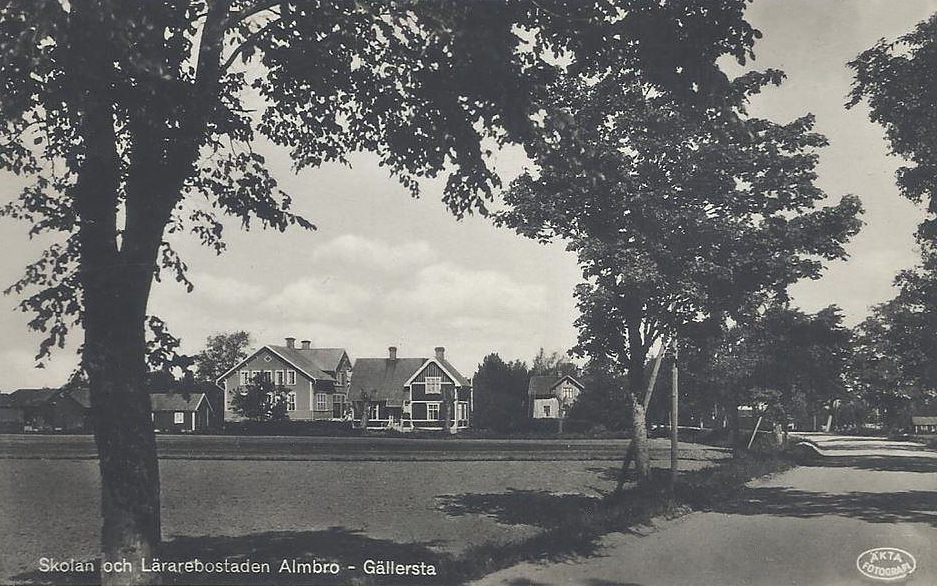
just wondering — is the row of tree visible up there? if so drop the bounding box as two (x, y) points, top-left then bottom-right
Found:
(6, 2), (937, 583)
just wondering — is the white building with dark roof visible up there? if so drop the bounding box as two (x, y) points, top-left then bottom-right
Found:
(528, 374), (583, 419)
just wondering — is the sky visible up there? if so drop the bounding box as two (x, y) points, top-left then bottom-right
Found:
(1, 0), (936, 389)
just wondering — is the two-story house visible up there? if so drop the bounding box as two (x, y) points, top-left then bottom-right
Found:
(216, 337), (352, 421)
(529, 374), (584, 419)
(348, 346), (471, 431)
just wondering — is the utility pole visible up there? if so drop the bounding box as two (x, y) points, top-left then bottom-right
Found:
(670, 340), (679, 492)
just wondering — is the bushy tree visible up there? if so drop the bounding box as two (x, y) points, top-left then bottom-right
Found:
(849, 14), (937, 241)
(848, 246), (937, 430)
(472, 353), (529, 433)
(230, 378), (288, 422)
(194, 331), (252, 383)
(500, 70), (861, 482)
(530, 347), (579, 377)
(566, 362), (630, 432)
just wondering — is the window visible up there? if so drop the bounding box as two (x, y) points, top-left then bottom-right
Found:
(425, 376), (442, 394)
(457, 403), (467, 421)
(263, 370), (273, 382)
(240, 370), (250, 385)
(275, 370), (284, 386)
(543, 405), (551, 417)
(174, 412), (185, 424)
(427, 403), (440, 420)
(287, 370), (296, 385)
(250, 370), (260, 383)
(315, 393), (328, 410)
(562, 388), (576, 401)
(286, 392), (296, 412)
(368, 403), (380, 420)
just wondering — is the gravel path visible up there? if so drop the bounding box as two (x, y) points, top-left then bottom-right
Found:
(473, 434), (937, 586)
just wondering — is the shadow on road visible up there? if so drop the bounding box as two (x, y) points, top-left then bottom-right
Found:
(715, 487), (937, 527)
(437, 489), (602, 529)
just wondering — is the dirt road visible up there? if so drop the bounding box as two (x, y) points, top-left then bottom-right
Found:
(474, 434), (937, 586)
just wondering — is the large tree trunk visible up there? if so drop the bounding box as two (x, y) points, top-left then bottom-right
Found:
(85, 312), (161, 586)
(632, 400), (651, 484)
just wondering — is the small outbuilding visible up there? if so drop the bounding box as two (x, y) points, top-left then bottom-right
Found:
(150, 392), (213, 433)
(912, 416), (937, 435)
(7, 388), (88, 432)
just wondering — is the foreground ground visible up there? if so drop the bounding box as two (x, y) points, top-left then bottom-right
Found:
(475, 433), (937, 586)
(0, 435), (726, 584)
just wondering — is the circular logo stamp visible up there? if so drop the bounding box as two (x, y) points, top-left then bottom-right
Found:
(856, 547), (916, 582)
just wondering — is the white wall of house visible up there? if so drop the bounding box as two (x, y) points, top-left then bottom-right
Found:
(533, 397), (560, 419)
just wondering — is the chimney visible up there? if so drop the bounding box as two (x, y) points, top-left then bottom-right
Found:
(435, 346), (445, 361)
(301, 340), (311, 350)
(388, 346), (397, 361)
(285, 337), (295, 349)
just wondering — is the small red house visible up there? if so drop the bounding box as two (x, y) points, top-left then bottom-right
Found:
(150, 392), (213, 433)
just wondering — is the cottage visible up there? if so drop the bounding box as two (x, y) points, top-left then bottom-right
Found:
(150, 392), (213, 433)
(216, 338), (352, 421)
(529, 375), (583, 419)
(912, 416), (937, 434)
(5, 388), (87, 432)
(348, 346), (471, 431)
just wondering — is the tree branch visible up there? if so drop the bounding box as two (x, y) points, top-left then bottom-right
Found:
(219, 17), (282, 73)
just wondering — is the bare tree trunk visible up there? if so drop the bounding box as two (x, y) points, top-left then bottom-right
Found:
(614, 343), (667, 493)
(632, 400), (651, 485)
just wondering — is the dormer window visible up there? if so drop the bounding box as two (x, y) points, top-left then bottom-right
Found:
(425, 376), (442, 394)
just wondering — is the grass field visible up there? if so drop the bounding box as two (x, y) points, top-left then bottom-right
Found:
(0, 437), (729, 585)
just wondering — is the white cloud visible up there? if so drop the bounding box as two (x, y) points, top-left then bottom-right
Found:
(384, 262), (549, 319)
(190, 272), (266, 305)
(262, 277), (371, 318)
(309, 234), (436, 271)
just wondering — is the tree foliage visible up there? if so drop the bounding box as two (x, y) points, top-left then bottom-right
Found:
(848, 246), (937, 428)
(849, 13), (937, 240)
(229, 378), (288, 422)
(472, 353), (529, 433)
(500, 72), (862, 395)
(194, 331), (252, 383)
(530, 347), (579, 377)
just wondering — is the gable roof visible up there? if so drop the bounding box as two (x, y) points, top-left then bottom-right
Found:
(348, 358), (426, 406)
(150, 392), (209, 412)
(65, 388), (92, 409)
(528, 375), (584, 399)
(8, 388), (65, 407)
(268, 346), (347, 376)
(216, 345), (340, 384)
(436, 358), (471, 387)
(0, 394), (20, 408)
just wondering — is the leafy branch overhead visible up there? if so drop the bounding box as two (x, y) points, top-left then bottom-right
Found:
(0, 0), (764, 366)
(499, 69), (862, 384)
